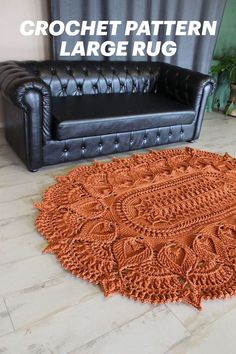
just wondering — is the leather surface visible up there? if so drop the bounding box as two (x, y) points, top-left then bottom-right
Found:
(43, 123), (196, 165)
(0, 60), (215, 171)
(3, 95), (29, 167)
(19, 61), (215, 101)
(0, 61), (51, 140)
(24, 61), (160, 96)
(52, 93), (195, 140)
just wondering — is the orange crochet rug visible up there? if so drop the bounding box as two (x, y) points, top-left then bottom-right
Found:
(35, 148), (236, 309)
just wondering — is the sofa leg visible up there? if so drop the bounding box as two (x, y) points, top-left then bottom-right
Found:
(29, 168), (38, 173)
(188, 140), (196, 143)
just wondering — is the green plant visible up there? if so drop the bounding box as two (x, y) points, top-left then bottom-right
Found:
(211, 55), (236, 83)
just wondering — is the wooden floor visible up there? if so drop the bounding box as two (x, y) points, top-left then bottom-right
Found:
(0, 112), (236, 354)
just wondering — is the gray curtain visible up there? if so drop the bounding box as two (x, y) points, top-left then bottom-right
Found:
(50, 0), (227, 73)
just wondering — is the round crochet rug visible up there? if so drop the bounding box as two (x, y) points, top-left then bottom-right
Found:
(35, 148), (236, 309)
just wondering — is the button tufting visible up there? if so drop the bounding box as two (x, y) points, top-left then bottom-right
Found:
(81, 145), (86, 150)
(63, 148), (68, 153)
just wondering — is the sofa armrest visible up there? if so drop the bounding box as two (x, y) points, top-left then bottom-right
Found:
(0, 61), (52, 171)
(157, 62), (215, 110)
(0, 61), (52, 140)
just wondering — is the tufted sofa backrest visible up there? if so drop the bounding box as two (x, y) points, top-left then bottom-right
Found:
(22, 61), (161, 97)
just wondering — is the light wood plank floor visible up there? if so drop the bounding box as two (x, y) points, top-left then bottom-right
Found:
(0, 112), (236, 354)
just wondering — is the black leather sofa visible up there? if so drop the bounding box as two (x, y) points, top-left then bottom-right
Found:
(0, 60), (215, 171)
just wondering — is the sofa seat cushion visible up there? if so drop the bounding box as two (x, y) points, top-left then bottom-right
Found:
(52, 93), (195, 140)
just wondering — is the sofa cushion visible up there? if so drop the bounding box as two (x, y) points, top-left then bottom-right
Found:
(52, 93), (195, 140)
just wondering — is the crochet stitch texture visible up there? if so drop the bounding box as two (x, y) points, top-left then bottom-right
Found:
(35, 148), (236, 309)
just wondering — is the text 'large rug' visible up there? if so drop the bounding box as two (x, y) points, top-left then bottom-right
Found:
(35, 148), (236, 309)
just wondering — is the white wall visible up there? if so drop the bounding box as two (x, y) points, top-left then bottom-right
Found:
(0, 0), (50, 127)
